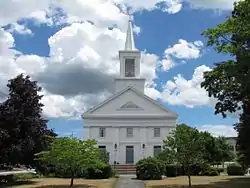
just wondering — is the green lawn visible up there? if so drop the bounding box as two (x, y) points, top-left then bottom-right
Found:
(0, 177), (117, 188)
(145, 175), (250, 188)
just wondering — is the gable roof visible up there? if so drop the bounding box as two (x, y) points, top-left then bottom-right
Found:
(82, 86), (178, 118)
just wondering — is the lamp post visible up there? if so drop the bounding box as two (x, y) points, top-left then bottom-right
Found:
(114, 143), (117, 170)
(142, 143), (145, 158)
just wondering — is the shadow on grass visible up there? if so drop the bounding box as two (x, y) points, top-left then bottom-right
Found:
(0, 181), (92, 188)
(30, 185), (91, 188)
(148, 177), (250, 188)
(0, 180), (37, 187)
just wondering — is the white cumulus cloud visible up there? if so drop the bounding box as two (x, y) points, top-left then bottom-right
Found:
(0, 0), (232, 119)
(0, 19), (162, 118)
(165, 39), (203, 60)
(160, 39), (204, 71)
(7, 23), (33, 35)
(198, 124), (237, 137)
(188, 0), (238, 11)
(160, 65), (213, 107)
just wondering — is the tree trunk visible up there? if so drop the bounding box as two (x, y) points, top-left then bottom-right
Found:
(186, 166), (192, 187)
(188, 175), (192, 187)
(70, 177), (74, 187)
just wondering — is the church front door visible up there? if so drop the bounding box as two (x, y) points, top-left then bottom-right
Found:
(125, 146), (134, 164)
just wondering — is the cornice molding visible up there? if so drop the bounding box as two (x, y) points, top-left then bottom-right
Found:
(82, 114), (177, 120)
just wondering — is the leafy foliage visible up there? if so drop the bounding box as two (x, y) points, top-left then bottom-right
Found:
(0, 74), (56, 166)
(227, 163), (245, 176)
(201, 167), (219, 176)
(160, 128), (234, 173)
(215, 137), (235, 163)
(236, 152), (248, 170)
(136, 157), (165, 180)
(162, 124), (234, 186)
(165, 164), (184, 177)
(99, 149), (110, 164)
(36, 138), (102, 187)
(199, 131), (219, 164)
(157, 150), (174, 164)
(163, 124), (205, 168)
(201, 0), (250, 165)
(162, 124), (206, 187)
(85, 163), (113, 179)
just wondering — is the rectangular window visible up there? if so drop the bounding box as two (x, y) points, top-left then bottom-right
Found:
(98, 145), (106, 149)
(154, 128), (161, 137)
(99, 128), (105, 138)
(153, 146), (162, 157)
(127, 128), (133, 137)
(98, 145), (106, 152)
(125, 59), (135, 77)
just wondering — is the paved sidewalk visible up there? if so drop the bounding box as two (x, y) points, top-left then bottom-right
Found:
(115, 175), (144, 188)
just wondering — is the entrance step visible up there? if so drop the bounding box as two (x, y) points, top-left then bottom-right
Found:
(114, 165), (136, 175)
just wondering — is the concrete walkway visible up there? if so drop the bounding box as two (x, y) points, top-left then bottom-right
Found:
(115, 175), (144, 188)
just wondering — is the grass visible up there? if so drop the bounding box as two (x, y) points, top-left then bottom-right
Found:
(0, 177), (117, 188)
(145, 175), (250, 188)
(14, 173), (45, 180)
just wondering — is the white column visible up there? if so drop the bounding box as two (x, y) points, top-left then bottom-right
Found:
(83, 127), (90, 140)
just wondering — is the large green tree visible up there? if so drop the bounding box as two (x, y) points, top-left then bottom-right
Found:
(201, 0), (250, 165)
(215, 137), (235, 165)
(0, 74), (56, 166)
(36, 138), (101, 187)
(163, 124), (205, 187)
(199, 131), (218, 164)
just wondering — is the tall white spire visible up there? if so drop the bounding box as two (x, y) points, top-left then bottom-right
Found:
(124, 15), (136, 51)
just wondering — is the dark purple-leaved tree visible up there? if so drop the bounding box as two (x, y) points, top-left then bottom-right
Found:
(0, 74), (56, 167)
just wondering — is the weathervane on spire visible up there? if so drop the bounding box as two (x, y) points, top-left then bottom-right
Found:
(124, 9), (136, 51)
(126, 9), (133, 22)
(128, 14), (132, 22)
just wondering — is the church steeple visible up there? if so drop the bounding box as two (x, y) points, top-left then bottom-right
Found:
(124, 17), (136, 51)
(115, 15), (145, 94)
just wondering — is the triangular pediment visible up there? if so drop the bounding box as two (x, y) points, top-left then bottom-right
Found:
(82, 86), (178, 118)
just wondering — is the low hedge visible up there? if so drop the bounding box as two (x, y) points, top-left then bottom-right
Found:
(136, 157), (165, 180)
(85, 164), (113, 179)
(165, 164), (178, 177)
(227, 164), (245, 176)
(217, 167), (224, 173)
(201, 167), (219, 176)
(165, 164), (184, 177)
(164, 164), (218, 177)
(189, 164), (209, 176)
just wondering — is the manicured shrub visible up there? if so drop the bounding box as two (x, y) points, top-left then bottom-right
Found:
(136, 157), (165, 180)
(164, 164), (185, 176)
(217, 167), (224, 173)
(35, 162), (56, 176)
(176, 165), (185, 176)
(85, 163), (113, 179)
(189, 164), (211, 176)
(189, 164), (204, 175)
(201, 167), (219, 176)
(227, 164), (245, 176)
(165, 164), (178, 177)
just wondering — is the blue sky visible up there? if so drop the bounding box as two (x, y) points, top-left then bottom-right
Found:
(0, 0), (238, 138)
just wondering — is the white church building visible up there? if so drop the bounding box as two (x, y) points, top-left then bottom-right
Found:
(82, 19), (178, 165)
